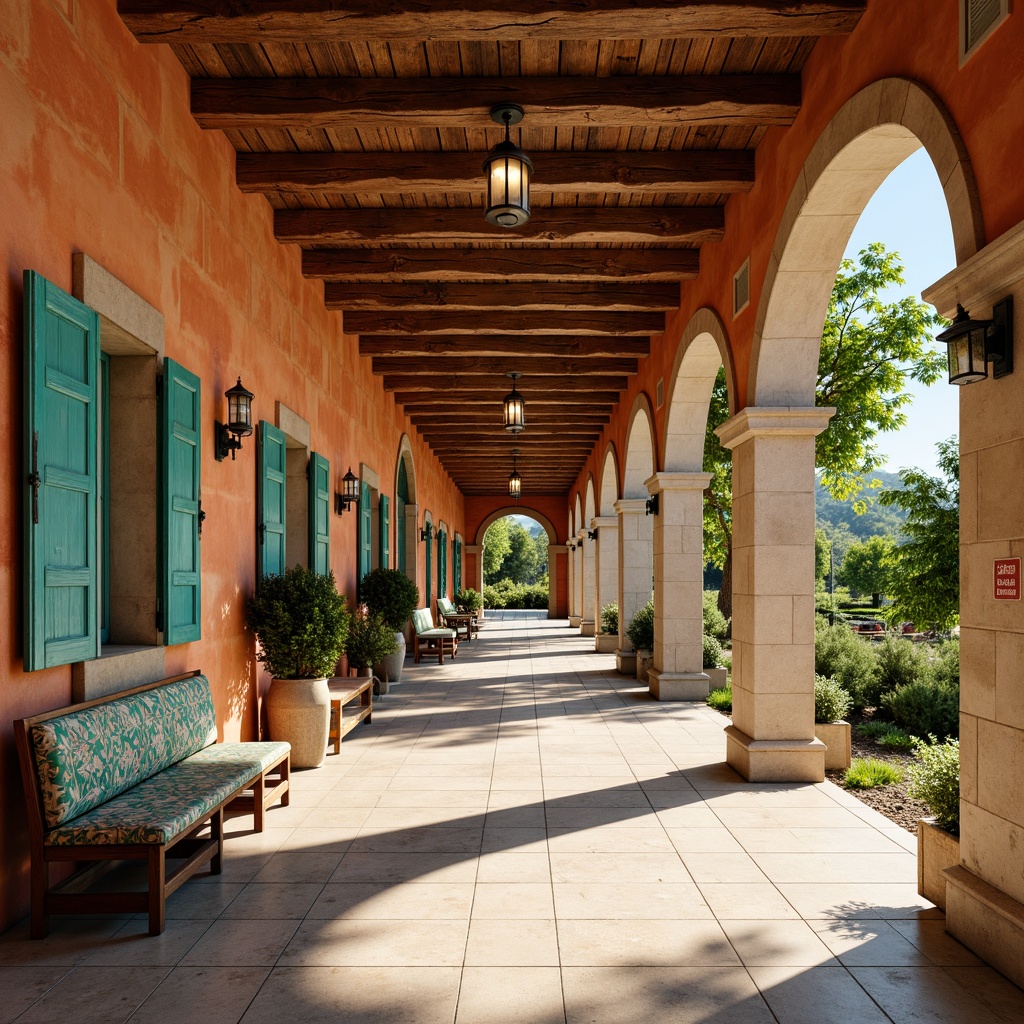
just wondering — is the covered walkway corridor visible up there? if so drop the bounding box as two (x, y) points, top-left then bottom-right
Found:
(2, 618), (1019, 1024)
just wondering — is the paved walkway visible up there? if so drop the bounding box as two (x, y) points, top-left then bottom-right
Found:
(3, 616), (1023, 1023)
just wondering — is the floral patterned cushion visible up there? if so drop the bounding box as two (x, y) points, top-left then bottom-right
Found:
(30, 675), (218, 830)
(186, 741), (291, 774)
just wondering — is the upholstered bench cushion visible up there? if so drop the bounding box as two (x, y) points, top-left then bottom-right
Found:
(30, 675), (217, 829)
(185, 740), (292, 775)
(418, 627), (456, 638)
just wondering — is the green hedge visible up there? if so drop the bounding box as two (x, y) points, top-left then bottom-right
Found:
(483, 579), (549, 609)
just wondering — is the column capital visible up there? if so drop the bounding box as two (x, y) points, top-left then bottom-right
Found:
(613, 498), (647, 515)
(465, 543), (483, 555)
(715, 406), (834, 450)
(590, 516), (618, 530)
(645, 471), (712, 495)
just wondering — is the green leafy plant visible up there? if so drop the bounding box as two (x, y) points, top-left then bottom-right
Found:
(702, 591), (729, 640)
(707, 687), (733, 714)
(483, 579), (549, 609)
(908, 738), (960, 833)
(344, 608), (398, 670)
(815, 617), (879, 711)
(703, 633), (724, 670)
(454, 587), (482, 614)
(870, 635), (930, 708)
(878, 727), (917, 752)
(854, 721), (891, 740)
(814, 673), (852, 724)
(600, 602), (619, 636)
(844, 758), (904, 789)
(248, 566), (350, 679)
(881, 680), (959, 740)
(360, 567), (419, 631)
(626, 598), (655, 653)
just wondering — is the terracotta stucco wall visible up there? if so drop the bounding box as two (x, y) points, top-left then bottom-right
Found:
(0, 0), (463, 928)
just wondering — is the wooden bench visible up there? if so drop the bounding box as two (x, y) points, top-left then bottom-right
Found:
(14, 670), (290, 938)
(327, 676), (373, 754)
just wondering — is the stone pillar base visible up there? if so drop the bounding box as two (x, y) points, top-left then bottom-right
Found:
(615, 649), (637, 674)
(946, 865), (1024, 988)
(725, 725), (825, 782)
(648, 670), (711, 702)
(594, 634), (617, 653)
(568, 615), (582, 628)
(580, 619), (596, 637)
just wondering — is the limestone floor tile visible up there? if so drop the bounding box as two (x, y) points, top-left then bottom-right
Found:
(552, 882), (712, 920)
(471, 883), (554, 919)
(775, 883), (943, 921)
(681, 853), (769, 884)
(387, 775), (491, 790)
(703, 787), (839, 809)
(544, 806), (662, 829)
(376, 789), (491, 809)
(12, 966), (170, 1024)
(307, 882), (474, 920)
(665, 827), (746, 854)
(809, 919), (935, 966)
(697, 883), (801, 921)
(456, 966), (564, 1024)
(547, 825), (675, 854)
(541, 787), (651, 809)
(562, 965), (776, 1024)
(485, 805), (548, 828)
(126, 966), (270, 1023)
(747, 965), (891, 1024)
(0, 966), (72, 1023)
(465, 918), (559, 966)
(219, 882), (324, 920)
(889, 920), (984, 966)
(480, 827), (548, 854)
(240, 966), (462, 1024)
(719, 920), (837, 968)
(731, 827), (909, 854)
(752, 853), (918, 885)
(179, 919), (300, 967)
(945, 966), (1024, 1020)
(349, 826), (483, 854)
(361, 807), (488, 830)
(280, 918), (470, 967)
(487, 789), (547, 810)
(549, 852), (691, 884)
(330, 851), (479, 884)
(476, 852), (552, 883)
(711, 807), (869, 830)
(277, 826), (360, 852)
(80, 918), (212, 967)
(251, 848), (347, 884)
(654, 806), (724, 828)
(557, 919), (739, 967)
(300, 806), (374, 829)
(850, 966), (1006, 1023)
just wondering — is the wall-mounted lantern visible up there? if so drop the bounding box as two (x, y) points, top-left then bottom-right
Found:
(214, 377), (254, 461)
(420, 521), (434, 543)
(334, 467), (359, 515)
(937, 297), (1014, 385)
(645, 494), (659, 516)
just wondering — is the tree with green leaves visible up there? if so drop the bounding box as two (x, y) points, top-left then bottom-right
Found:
(879, 437), (959, 630)
(840, 535), (896, 607)
(482, 517), (512, 579)
(704, 243), (946, 618)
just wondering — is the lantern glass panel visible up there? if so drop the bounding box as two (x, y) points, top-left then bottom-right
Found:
(949, 326), (988, 385)
(503, 391), (525, 432)
(509, 472), (522, 498)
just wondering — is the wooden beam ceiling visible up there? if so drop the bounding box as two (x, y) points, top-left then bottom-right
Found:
(349, 312), (662, 337)
(120, 2), (866, 43)
(394, 391), (621, 407)
(374, 358), (637, 378)
(191, 75), (802, 131)
(358, 337), (650, 358)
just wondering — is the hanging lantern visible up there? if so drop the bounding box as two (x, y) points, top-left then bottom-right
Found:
(483, 103), (533, 228)
(508, 450), (522, 501)
(502, 371), (526, 433)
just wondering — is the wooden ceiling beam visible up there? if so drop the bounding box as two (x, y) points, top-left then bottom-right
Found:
(375, 357), (636, 377)
(361, 337), (650, 358)
(385, 374), (628, 392)
(351, 311), (661, 337)
(191, 75), (801, 131)
(238, 151), (755, 197)
(276, 206), (723, 246)
(410, 415), (611, 428)
(395, 390), (620, 405)
(304, 248), (699, 282)
(331, 283), (677, 313)
(121, 2), (865, 43)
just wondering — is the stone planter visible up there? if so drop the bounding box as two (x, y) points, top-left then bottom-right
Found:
(815, 720), (851, 770)
(595, 633), (618, 653)
(266, 676), (331, 769)
(374, 631), (406, 686)
(568, 615), (582, 628)
(635, 649), (653, 684)
(918, 818), (960, 911)
(706, 667), (728, 690)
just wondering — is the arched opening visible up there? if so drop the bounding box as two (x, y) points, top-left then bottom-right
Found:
(593, 446), (620, 652)
(571, 493), (584, 626)
(476, 507), (559, 619)
(580, 477), (597, 636)
(394, 436), (418, 589)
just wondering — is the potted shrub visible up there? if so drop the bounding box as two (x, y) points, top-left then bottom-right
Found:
(909, 738), (960, 910)
(360, 567), (419, 684)
(596, 601), (618, 653)
(248, 566), (350, 769)
(703, 633), (728, 690)
(814, 673), (853, 770)
(626, 598), (655, 684)
(345, 608), (399, 695)
(454, 587), (482, 616)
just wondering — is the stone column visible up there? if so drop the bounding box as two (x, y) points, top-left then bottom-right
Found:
(571, 538), (585, 628)
(546, 543), (560, 619)
(580, 530), (596, 636)
(614, 498), (651, 674)
(645, 473), (713, 701)
(565, 541), (576, 623)
(591, 516), (619, 652)
(716, 407), (833, 782)
(465, 543), (485, 621)
(405, 502), (420, 594)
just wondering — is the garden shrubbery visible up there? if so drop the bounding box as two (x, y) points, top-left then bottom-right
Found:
(814, 674), (852, 724)
(881, 679), (960, 740)
(702, 633), (724, 669)
(483, 579), (549, 609)
(908, 738), (960, 832)
(702, 591), (730, 641)
(814, 617), (879, 712)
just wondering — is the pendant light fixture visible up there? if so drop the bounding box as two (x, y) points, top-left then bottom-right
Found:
(483, 103), (533, 228)
(502, 371), (526, 433)
(508, 449), (522, 501)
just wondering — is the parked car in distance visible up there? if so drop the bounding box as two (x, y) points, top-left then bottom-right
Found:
(849, 619), (886, 637)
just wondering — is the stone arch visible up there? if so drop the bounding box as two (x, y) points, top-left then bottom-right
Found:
(598, 444), (619, 513)
(476, 506), (560, 619)
(663, 307), (737, 473)
(393, 434), (418, 581)
(394, 434), (417, 503)
(750, 77), (984, 406)
(622, 394), (657, 498)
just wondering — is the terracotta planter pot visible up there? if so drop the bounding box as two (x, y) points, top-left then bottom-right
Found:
(815, 720), (851, 770)
(918, 818), (960, 911)
(266, 676), (331, 769)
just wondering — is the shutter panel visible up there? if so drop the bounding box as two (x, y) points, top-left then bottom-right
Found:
(161, 358), (202, 645)
(23, 271), (100, 670)
(258, 421), (287, 576)
(379, 494), (390, 569)
(453, 537), (461, 593)
(358, 481), (372, 588)
(395, 494), (406, 574)
(425, 528), (433, 609)
(308, 451), (330, 574)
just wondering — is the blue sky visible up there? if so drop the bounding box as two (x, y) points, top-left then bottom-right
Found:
(841, 148), (957, 477)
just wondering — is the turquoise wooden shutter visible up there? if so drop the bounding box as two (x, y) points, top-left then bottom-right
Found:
(453, 537), (462, 593)
(161, 358), (202, 645)
(425, 527), (433, 609)
(358, 480), (372, 593)
(379, 494), (390, 569)
(308, 451), (330, 574)
(396, 494), (406, 574)
(23, 270), (99, 670)
(258, 421), (287, 576)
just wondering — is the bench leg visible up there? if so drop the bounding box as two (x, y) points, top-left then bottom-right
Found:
(211, 808), (224, 874)
(362, 686), (372, 724)
(147, 849), (166, 936)
(30, 854), (48, 939)
(253, 773), (266, 832)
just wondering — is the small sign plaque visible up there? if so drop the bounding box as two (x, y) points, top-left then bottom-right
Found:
(994, 558), (1021, 600)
